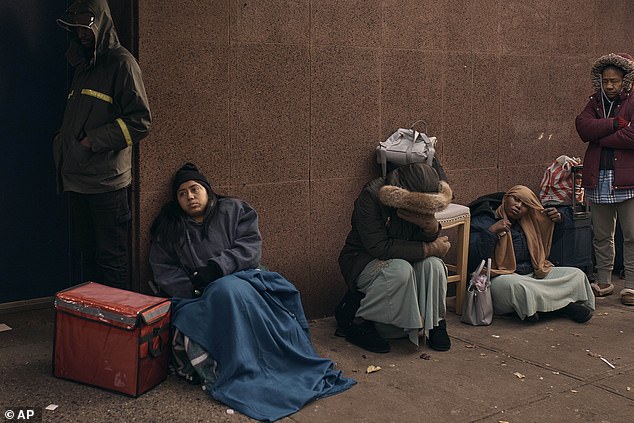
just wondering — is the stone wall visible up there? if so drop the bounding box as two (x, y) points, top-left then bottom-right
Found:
(137, 0), (634, 317)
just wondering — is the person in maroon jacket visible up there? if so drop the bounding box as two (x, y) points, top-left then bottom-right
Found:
(575, 53), (634, 306)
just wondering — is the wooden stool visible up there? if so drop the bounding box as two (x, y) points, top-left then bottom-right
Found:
(435, 203), (471, 315)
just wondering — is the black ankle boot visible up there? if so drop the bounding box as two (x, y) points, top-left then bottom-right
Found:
(344, 320), (390, 353)
(562, 302), (593, 323)
(525, 313), (540, 323)
(428, 319), (451, 351)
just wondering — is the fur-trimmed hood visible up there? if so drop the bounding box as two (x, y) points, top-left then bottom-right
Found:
(378, 180), (452, 214)
(591, 52), (634, 93)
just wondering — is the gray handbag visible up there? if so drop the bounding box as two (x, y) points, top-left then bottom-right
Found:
(376, 120), (437, 177)
(461, 258), (493, 326)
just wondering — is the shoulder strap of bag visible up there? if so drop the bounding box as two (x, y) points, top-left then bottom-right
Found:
(472, 259), (486, 282)
(409, 120), (435, 165)
(405, 130), (416, 165)
(486, 258), (491, 282)
(409, 119), (428, 134)
(378, 148), (387, 178)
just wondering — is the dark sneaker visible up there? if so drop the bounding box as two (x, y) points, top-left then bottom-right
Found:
(334, 290), (364, 329)
(525, 313), (540, 323)
(428, 319), (451, 351)
(343, 320), (390, 353)
(562, 302), (593, 323)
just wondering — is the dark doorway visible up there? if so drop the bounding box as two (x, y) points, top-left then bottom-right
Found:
(0, 1), (69, 303)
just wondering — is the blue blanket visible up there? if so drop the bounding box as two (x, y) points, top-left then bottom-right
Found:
(172, 269), (356, 422)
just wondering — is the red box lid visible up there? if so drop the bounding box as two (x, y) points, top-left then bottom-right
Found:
(55, 282), (170, 329)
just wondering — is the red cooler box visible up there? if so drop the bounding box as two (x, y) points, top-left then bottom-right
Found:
(53, 282), (171, 396)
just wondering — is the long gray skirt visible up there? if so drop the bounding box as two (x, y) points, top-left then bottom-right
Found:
(490, 266), (595, 320)
(354, 257), (448, 345)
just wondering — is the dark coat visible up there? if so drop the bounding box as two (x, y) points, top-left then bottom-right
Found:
(338, 177), (439, 290)
(150, 197), (262, 298)
(54, 0), (151, 193)
(467, 192), (574, 275)
(468, 193), (539, 276)
(466, 193), (504, 275)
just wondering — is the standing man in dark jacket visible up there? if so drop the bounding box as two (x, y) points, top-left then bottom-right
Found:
(55, 0), (151, 289)
(576, 53), (634, 306)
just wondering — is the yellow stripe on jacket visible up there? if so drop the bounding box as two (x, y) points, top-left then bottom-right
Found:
(80, 89), (113, 104)
(116, 118), (132, 147)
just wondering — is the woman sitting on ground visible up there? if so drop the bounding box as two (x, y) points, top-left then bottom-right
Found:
(149, 163), (355, 422)
(468, 185), (595, 323)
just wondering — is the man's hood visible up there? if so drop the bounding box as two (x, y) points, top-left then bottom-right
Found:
(591, 53), (634, 93)
(57, 0), (120, 66)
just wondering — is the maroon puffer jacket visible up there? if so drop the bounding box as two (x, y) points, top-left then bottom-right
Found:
(576, 91), (634, 189)
(575, 53), (634, 190)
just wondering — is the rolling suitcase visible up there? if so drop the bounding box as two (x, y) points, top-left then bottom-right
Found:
(53, 282), (171, 396)
(549, 165), (593, 273)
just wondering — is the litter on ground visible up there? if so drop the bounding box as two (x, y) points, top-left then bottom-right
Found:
(366, 365), (381, 374)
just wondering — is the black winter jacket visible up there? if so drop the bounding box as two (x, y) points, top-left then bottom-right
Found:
(54, 0), (151, 193)
(338, 177), (440, 290)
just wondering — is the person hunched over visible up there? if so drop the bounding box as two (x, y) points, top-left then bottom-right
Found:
(337, 162), (453, 353)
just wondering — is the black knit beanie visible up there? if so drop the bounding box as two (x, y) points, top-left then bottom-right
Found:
(172, 163), (212, 199)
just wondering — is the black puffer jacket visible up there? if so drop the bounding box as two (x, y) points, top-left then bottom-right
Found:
(338, 165), (452, 290)
(466, 192), (504, 275)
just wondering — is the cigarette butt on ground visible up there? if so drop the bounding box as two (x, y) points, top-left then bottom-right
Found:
(600, 357), (616, 369)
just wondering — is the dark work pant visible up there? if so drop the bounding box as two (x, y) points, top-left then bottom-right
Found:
(68, 187), (131, 290)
